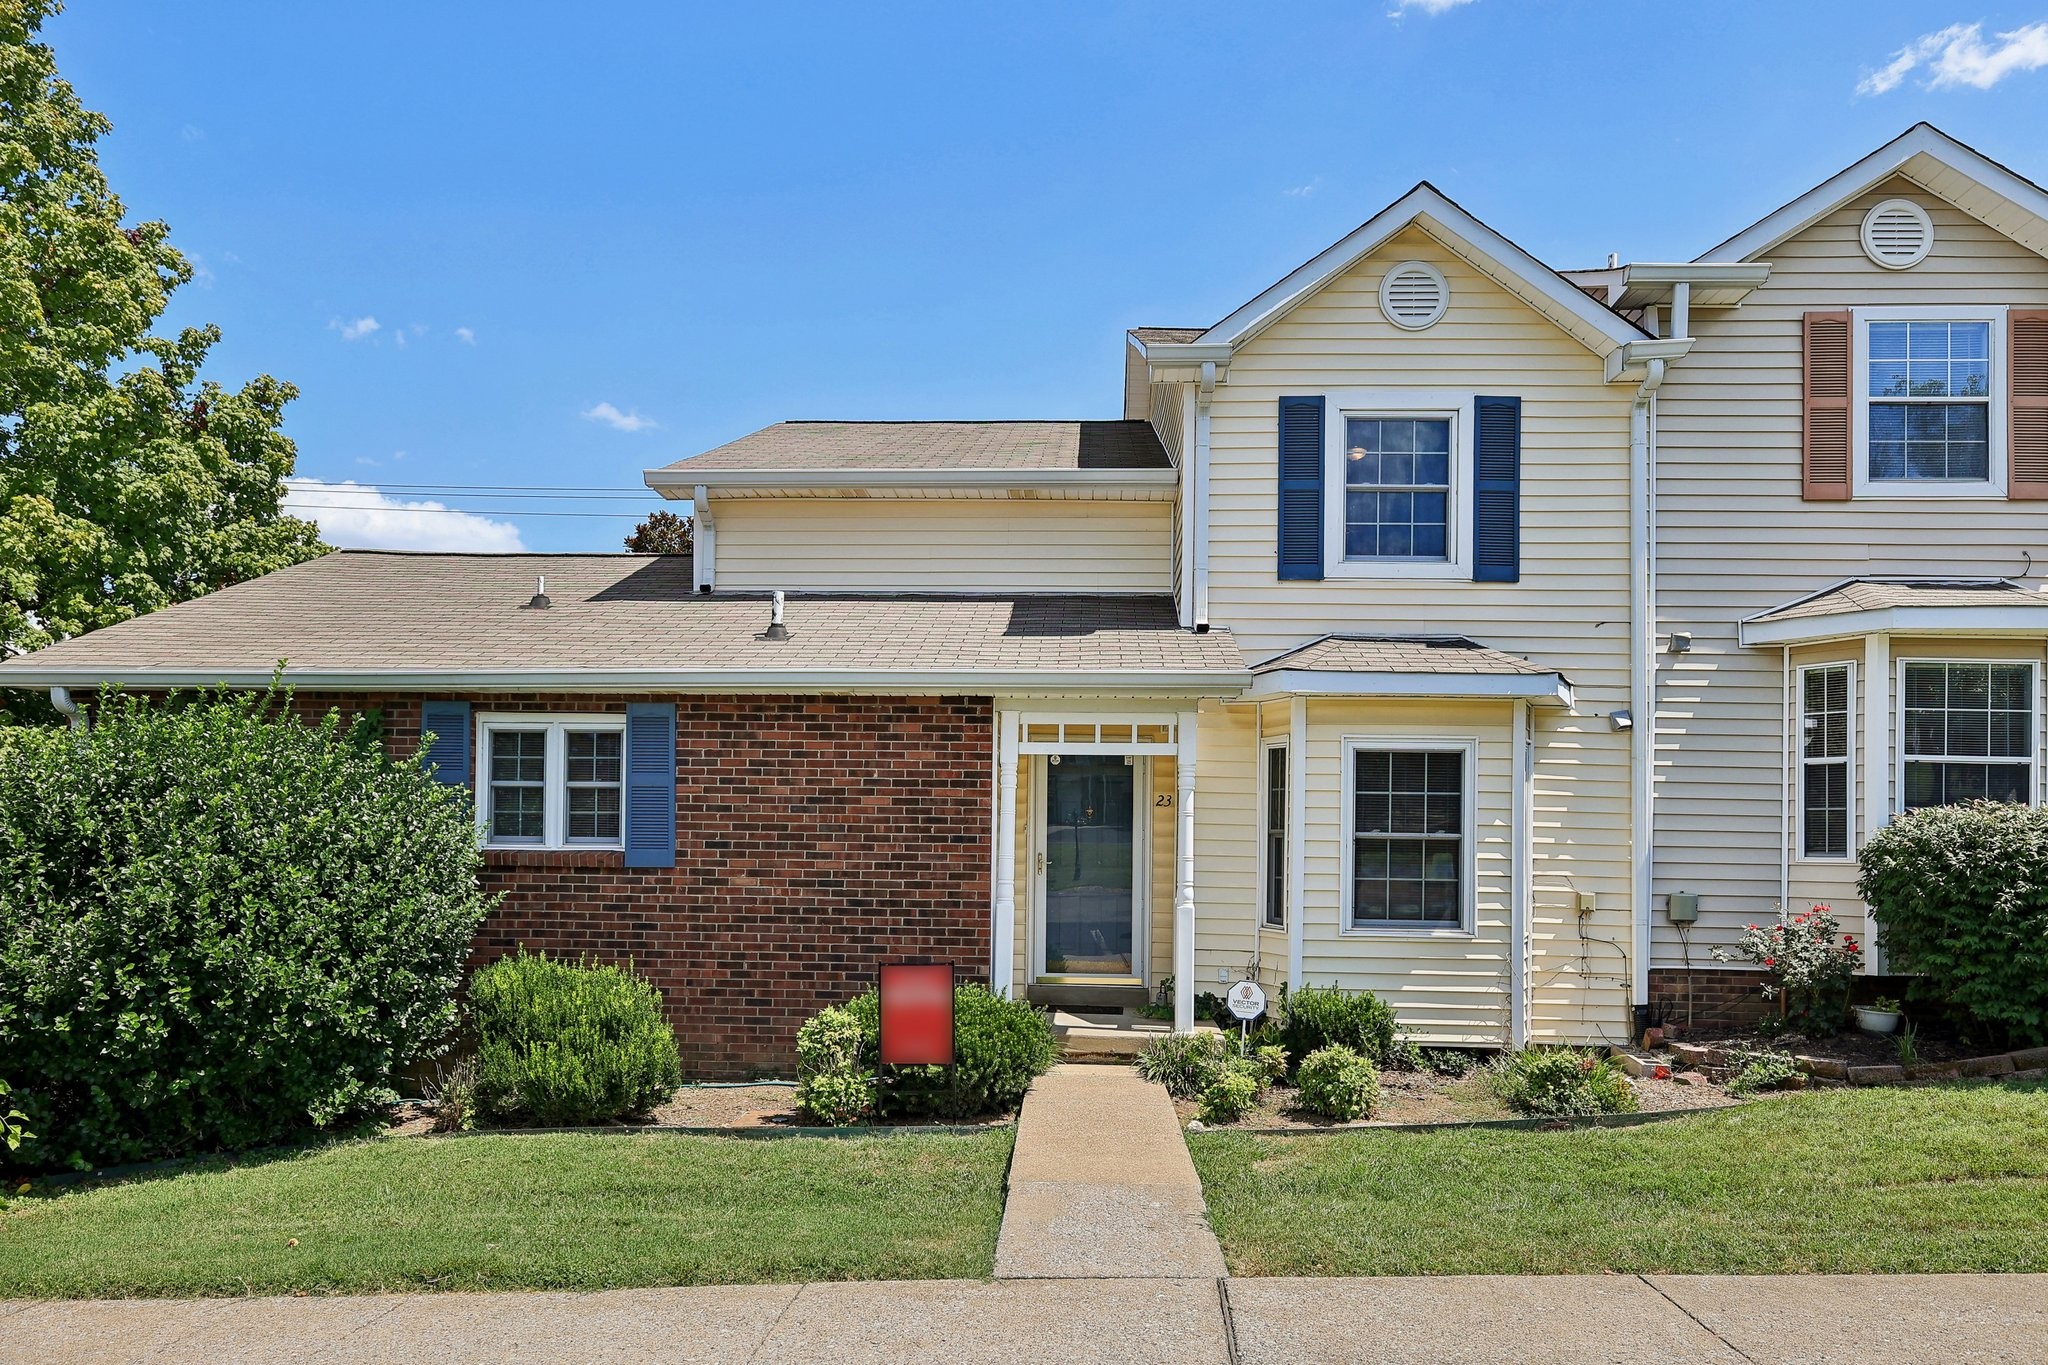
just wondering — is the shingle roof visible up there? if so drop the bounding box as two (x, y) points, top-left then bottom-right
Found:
(1129, 327), (1208, 345)
(1748, 579), (2048, 624)
(658, 420), (1172, 475)
(1252, 635), (1554, 676)
(0, 552), (1247, 686)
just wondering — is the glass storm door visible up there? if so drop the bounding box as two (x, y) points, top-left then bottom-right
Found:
(1041, 755), (1137, 978)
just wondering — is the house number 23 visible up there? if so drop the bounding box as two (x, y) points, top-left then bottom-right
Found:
(1155, 794), (1173, 807)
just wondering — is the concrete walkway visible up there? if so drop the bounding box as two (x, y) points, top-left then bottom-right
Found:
(992, 1063), (1226, 1280)
(7, 1274), (2047, 1363)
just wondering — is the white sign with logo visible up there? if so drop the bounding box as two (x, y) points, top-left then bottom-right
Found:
(1224, 980), (1267, 1021)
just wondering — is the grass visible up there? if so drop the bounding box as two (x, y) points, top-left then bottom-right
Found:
(0, 1129), (1013, 1298)
(1189, 1080), (2048, 1276)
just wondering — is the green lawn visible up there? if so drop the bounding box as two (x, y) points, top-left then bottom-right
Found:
(1190, 1080), (2048, 1276)
(0, 1129), (1013, 1298)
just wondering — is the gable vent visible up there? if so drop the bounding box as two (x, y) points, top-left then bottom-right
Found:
(1861, 198), (1933, 269)
(1380, 261), (1449, 330)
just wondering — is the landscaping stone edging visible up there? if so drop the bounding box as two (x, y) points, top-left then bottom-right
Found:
(1651, 1041), (2048, 1086)
(421, 1121), (1011, 1141)
(1192, 1104), (1741, 1138)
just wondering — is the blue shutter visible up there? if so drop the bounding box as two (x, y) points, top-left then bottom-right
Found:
(624, 702), (677, 868)
(419, 700), (471, 787)
(1472, 395), (1521, 583)
(1276, 395), (1325, 581)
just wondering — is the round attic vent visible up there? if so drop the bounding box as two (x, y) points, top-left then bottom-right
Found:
(1380, 261), (1449, 329)
(1861, 198), (1934, 269)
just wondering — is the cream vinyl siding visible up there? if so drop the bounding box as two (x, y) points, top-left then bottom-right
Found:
(1652, 177), (2048, 961)
(1199, 226), (1637, 1043)
(1192, 704), (1260, 990)
(712, 497), (1174, 593)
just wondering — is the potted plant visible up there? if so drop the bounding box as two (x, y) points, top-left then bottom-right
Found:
(1854, 996), (1904, 1035)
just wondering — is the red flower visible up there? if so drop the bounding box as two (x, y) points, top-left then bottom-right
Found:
(1764, 957), (1776, 967)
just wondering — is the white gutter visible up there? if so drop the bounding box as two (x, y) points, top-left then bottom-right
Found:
(692, 485), (716, 593)
(0, 667), (1252, 696)
(1248, 670), (1573, 708)
(1629, 356), (1667, 1015)
(645, 467), (1179, 498)
(1177, 385), (1197, 628)
(1740, 604), (2048, 647)
(48, 686), (83, 733)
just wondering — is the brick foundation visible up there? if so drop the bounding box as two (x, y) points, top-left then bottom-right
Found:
(295, 691), (994, 1078)
(1647, 967), (1775, 1038)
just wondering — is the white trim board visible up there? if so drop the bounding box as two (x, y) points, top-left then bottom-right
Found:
(1740, 607), (2048, 648)
(1248, 670), (1574, 708)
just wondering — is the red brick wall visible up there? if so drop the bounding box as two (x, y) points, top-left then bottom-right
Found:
(293, 691), (994, 1078)
(1648, 967), (1774, 1038)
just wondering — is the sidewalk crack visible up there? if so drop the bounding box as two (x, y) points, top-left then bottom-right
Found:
(745, 1282), (805, 1364)
(1635, 1275), (1754, 1363)
(1216, 1278), (1243, 1365)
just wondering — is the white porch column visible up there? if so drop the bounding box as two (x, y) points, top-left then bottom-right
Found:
(1510, 698), (1533, 1049)
(1862, 634), (1891, 973)
(992, 710), (1019, 998)
(1286, 695), (1306, 989)
(1173, 709), (1200, 1033)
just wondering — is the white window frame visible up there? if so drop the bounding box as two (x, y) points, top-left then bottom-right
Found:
(1795, 660), (1857, 864)
(1321, 390), (1474, 580)
(1851, 306), (2007, 499)
(476, 712), (628, 850)
(1894, 657), (2039, 813)
(1259, 737), (1288, 930)
(1339, 735), (1478, 939)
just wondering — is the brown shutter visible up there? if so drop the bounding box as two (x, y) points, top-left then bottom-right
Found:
(2010, 309), (2048, 500)
(1802, 311), (1852, 501)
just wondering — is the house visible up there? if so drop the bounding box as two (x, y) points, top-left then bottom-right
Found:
(6, 123), (2046, 1073)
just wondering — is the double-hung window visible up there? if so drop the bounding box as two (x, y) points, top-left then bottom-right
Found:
(482, 715), (626, 848)
(1344, 417), (1452, 561)
(1799, 663), (1853, 859)
(1855, 309), (2005, 496)
(1347, 744), (1469, 933)
(1262, 743), (1287, 929)
(1900, 662), (2035, 810)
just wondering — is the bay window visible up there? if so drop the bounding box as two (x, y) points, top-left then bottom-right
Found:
(1899, 661), (2035, 810)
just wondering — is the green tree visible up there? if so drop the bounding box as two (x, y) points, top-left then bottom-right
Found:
(0, 0), (324, 668)
(623, 508), (693, 554)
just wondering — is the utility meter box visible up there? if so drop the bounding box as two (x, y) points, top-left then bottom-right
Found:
(1666, 892), (1700, 923)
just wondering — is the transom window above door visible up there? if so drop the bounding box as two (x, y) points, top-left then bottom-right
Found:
(1344, 417), (1451, 560)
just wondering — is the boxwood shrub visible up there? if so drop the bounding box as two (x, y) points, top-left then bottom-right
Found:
(471, 951), (682, 1125)
(1295, 1044), (1381, 1121)
(1859, 800), (2048, 1045)
(1278, 983), (1399, 1068)
(0, 689), (491, 1169)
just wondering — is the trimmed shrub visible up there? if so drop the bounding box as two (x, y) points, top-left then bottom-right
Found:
(1486, 1047), (1638, 1117)
(472, 951), (682, 1125)
(842, 982), (1056, 1119)
(1279, 984), (1399, 1067)
(1295, 1044), (1380, 1121)
(0, 689), (490, 1169)
(1197, 1065), (1262, 1125)
(794, 1005), (876, 1125)
(1860, 801), (2048, 1045)
(1136, 1031), (1227, 1099)
(1726, 1048), (1801, 1097)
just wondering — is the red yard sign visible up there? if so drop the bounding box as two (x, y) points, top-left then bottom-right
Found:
(877, 962), (956, 1067)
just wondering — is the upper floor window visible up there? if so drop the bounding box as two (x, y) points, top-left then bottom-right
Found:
(1344, 417), (1451, 561)
(1899, 661), (2034, 811)
(481, 715), (626, 848)
(1853, 308), (2006, 497)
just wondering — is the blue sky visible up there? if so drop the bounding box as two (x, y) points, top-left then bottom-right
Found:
(47, 1), (2048, 552)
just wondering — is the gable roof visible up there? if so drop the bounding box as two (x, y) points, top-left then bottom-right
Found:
(1170, 183), (1649, 361)
(1740, 577), (2048, 646)
(1127, 327), (1207, 347)
(1246, 634), (1574, 705)
(1699, 123), (2048, 265)
(0, 552), (1247, 693)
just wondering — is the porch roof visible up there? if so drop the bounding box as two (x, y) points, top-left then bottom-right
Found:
(0, 551), (1250, 695)
(1739, 578), (2048, 646)
(1247, 635), (1574, 705)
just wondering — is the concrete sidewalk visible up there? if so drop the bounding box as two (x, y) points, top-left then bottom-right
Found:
(993, 1063), (1226, 1279)
(6, 1274), (2046, 1363)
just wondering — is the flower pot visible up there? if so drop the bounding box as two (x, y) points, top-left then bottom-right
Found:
(1854, 1006), (1902, 1035)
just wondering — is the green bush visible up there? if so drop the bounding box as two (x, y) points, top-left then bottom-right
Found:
(471, 951), (682, 1125)
(1420, 1047), (1477, 1078)
(1197, 1065), (1262, 1125)
(0, 688), (490, 1169)
(794, 1005), (876, 1125)
(1136, 1031), (1227, 1099)
(1295, 1044), (1381, 1121)
(1279, 983), (1399, 1067)
(1860, 801), (2048, 1045)
(1486, 1048), (1638, 1117)
(1726, 1048), (1802, 1097)
(840, 983), (1056, 1119)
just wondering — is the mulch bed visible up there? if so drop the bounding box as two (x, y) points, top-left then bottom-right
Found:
(1173, 1064), (1743, 1131)
(383, 1084), (1017, 1136)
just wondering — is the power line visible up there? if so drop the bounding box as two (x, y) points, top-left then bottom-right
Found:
(288, 502), (650, 520)
(291, 488), (665, 502)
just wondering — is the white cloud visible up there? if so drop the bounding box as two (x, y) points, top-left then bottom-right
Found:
(1284, 178), (1322, 198)
(581, 401), (659, 432)
(180, 123), (204, 142)
(1389, 0), (1476, 15)
(1859, 21), (2048, 94)
(334, 315), (381, 341)
(454, 326), (475, 344)
(284, 478), (525, 552)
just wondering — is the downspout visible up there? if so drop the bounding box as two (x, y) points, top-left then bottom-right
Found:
(49, 686), (83, 733)
(1177, 386), (1198, 628)
(1193, 362), (1216, 631)
(691, 486), (716, 593)
(1629, 357), (1666, 1024)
